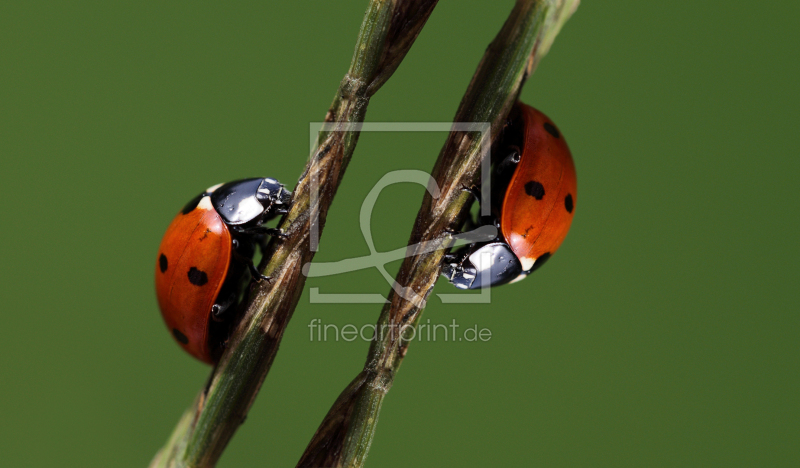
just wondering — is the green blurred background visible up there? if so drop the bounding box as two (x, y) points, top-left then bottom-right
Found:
(1, 1), (798, 466)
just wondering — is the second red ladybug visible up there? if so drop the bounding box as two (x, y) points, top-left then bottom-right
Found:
(155, 178), (291, 363)
(442, 102), (577, 289)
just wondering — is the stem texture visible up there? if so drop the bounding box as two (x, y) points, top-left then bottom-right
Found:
(298, 1), (579, 467)
(150, 1), (438, 467)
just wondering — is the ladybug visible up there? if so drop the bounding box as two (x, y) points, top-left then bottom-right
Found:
(155, 178), (291, 363)
(442, 102), (577, 289)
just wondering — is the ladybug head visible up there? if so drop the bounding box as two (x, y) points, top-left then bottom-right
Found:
(256, 178), (292, 208)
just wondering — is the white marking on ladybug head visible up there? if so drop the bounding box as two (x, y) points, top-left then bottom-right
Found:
(206, 183), (224, 193)
(197, 195), (214, 211)
(520, 256), (536, 271)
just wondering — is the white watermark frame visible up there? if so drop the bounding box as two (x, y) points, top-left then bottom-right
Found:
(303, 122), (497, 305)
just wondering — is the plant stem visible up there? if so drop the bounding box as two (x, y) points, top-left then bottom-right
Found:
(150, 1), (438, 467)
(297, 1), (580, 467)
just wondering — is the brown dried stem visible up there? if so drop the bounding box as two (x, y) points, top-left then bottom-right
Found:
(149, 1), (438, 467)
(297, 1), (580, 467)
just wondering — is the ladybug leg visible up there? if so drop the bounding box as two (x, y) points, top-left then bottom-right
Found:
(231, 239), (271, 283)
(496, 147), (521, 176)
(245, 260), (271, 283)
(459, 184), (496, 227)
(239, 254), (271, 283)
(211, 290), (237, 321)
(249, 232), (274, 260)
(442, 252), (461, 264)
(239, 225), (288, 239)
(443, 226), (464, 237)
(265, 227), (288, 239)
(460, 184), (482, 203)
(443, 246), (472, 266)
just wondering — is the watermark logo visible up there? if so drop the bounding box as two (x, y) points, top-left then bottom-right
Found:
(308, 318), (492, 343)
(303, 122), (496, 304)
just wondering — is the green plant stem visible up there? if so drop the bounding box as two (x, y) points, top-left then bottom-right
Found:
(298, 1), (579, 467)
(150, 1), (438, 467)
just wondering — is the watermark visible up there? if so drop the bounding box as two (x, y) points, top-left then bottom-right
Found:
(308, 318), (492, 343)
(303, 122), (497, 305)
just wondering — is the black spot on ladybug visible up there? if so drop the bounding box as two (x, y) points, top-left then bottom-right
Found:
(524, 181), (545, 200)
(188, 267), (208, 286)
(565, 193), (574, 213)
(529, 252), (551, 273)
(172, 328), (189, 344)
(543, 122), (560, 139)
(159, 254), (168, 273)
(181, 193), (204, 214)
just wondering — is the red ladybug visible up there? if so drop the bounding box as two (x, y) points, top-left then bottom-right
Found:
(442, 102), (577, 289)
(155, 178), (291, 363)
